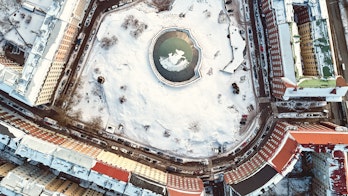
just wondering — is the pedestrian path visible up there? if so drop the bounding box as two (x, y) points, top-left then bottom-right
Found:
(258, 97), (270, 103)
(271, 102), (279, 115)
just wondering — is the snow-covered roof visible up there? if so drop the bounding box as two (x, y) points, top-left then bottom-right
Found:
(26, 0), (55, 12)
(1, 171), (45, 195)
(278, 24), (296, 83)
(6, 9), (45, 47)
(123, 183), (150, 196)
(273, 0), (286, 24)
(19, 135), (57, 154)
(16, 10), (64, 105)
(18, 58), (51, 105)
(0, 0), (79, 106)
(54, 147), (96, 169)
(283, 85), (348, 101)
(223, 25), (246, 73)
(0, 122), (25, 139)
(271, 0), (337, 83)
(58, 0), (77, 22)
(318, 0), (329, 19)
(0, 66), (20, 87)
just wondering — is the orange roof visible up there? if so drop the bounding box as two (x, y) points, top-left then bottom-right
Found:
(336, 76), (348, 87)
(290, 131), (348, 145)
(282, 78), (296, 88)
(271, 137), (298, 173)
(91, 161), (130, 182)
(167, 188), (203, 196)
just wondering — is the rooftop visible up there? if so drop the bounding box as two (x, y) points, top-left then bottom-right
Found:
(91, 161), (130, 182)
(274, 0), (337, 83)
(270, 137), (298, 173)
(166, 174), (204, 194)
(297, 77), (336, 88)
(331, 151), (348, 195)
(0, 0), (81, 106)
(290, 129), (348, 145)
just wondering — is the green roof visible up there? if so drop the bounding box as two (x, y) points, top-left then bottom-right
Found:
(297, 78), (336, 88)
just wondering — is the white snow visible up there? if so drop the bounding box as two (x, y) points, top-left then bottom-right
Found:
(278, 23), (296, 83)
(68, 0), (255, 158)
(159, 49), (189, 72)
(5, 9), (45, 48)
(270, 176), (312, 195)
(0, 122), (25, 139)
(26, 0), (55, 12)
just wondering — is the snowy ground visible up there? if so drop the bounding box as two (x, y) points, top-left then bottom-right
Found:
(68, 0), (256, 157)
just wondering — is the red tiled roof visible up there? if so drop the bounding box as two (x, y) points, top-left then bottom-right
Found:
(320, 121), (340, 130)
(166, 174), (204, 195)
(282, 78), (296, 88)
(297, 124), (335, 132)
(91, 161), (130, 182)
(167, 188), (203, 196)
(336, 76), (348, 87)
(290, 131), (348, 145)
(271, 137), (298, 173)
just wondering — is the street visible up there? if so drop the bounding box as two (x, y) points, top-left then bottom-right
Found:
(326, 0), (348, 125)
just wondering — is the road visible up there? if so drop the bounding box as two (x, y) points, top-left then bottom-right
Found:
(327, 0), (348, 79)
(326, 0), (348, 125)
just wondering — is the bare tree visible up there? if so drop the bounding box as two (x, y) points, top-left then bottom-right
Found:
(25, 15), (32, 24)
(152, 0), (174, 12)
(52, 107), (70, 127)
(121, 15), (134, 29)
(71, 109), (82, 120)
(218, 10), (228, 23)
(100, 35), (118, 49)
(119, 96), (126, 104)
(90, 116), (102, 130)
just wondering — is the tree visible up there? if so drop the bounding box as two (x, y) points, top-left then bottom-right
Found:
(121, 15), (134, 29)
(52, 107), (70, 127)
(90, 116), (102, 130)
(100, 35), (118, 49)
(25, 15), (32, 24)
(152, 0), (174, 12)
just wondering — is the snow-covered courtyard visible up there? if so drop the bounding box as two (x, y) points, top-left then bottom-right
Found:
(68, 0), (256, 158)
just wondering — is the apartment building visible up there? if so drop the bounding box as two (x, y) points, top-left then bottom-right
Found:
(0, 107), (204, 196)
(0, 0), (89, 106)
(261, 0), (348, 101)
